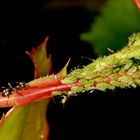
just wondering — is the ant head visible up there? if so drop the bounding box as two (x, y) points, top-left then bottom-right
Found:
(16, 82), (25, 89)
(1, 88), (11, 97)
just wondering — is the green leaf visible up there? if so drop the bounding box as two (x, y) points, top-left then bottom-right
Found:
(0, 100), (49, 140)
(26, 36), (52, 78)
(21, 100), (49, 140)
(81, 0), (140, 55)
(0, 106), (30, 140)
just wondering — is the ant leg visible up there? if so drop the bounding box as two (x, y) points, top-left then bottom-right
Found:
(14, 82), (26, 96)
(8, 83), (13, 89)
(6, 95), (10, 106)
(14, 90), (24, 96)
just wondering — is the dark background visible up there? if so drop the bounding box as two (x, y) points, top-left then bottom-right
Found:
(0, 1), (140, 140)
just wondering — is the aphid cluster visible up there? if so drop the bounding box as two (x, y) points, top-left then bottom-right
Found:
(0, 82), (25, 97)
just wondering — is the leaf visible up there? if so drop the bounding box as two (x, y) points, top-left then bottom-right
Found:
(21, 100), (49, 140)
(26, 36), (52, 78)
(0, 100), (49, 140)
(0, 106), (30, 140)
(81, 0), (140, 55)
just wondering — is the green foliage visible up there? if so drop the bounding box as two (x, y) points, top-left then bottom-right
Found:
(81, 0), (140, 55)
(20, 101), (49, 140)
(0, 100), (48, 140)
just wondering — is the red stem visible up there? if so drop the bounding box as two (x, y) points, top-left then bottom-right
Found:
(0, 81), (81, 107)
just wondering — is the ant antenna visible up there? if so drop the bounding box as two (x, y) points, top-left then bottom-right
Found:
(8, 83), (13, 89)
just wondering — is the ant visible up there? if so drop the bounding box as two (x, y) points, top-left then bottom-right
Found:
(0, 82), (25, 97)
(15, 82), (25, 90)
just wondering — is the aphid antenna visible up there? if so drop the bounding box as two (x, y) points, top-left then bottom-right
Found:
(81, 56), (94, 61)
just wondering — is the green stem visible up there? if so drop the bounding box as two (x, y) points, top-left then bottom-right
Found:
(61, 33), (140, 94)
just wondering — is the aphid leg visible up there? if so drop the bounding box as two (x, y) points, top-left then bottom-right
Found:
(89, 90), (94, 94)
(2, 92), (11, 106)
(52, 96), (56, 104)
(61, 95), (67, 109)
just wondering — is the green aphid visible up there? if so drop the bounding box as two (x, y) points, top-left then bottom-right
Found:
(61, 76), (77, 84)
(111, 80), (130, 88)
(118, 68), (125, 75)
(80, 79), (93, 88)
(62, 72), (80, 84)
(72, 69), (83, 78)
(127, 65), (137, 75)
(131, 71), (140, 78)
(94, 77), (104, 83)
(85, 85), (96, 91)
(90, 71), (104, 78)
(122, 58), (132, 64)
(135, 79), (140, 85)
(110, 74), (119, 80)
(123, 61), (133, 70)
(70, 86), (84, 94)
(95, 83), (115, 91)
(105, 56), (117, 66)
(118, 76), (132, 83)
(113, 67), (121, 73)
(128, 33), (136, 47)
(131, 83), (137, 88)
(84, 72), (96, 80)
(110, 80), (120, 87)
(119, 83), (129, 88)
(100, 68), (113, 76)
(62, 69), (83, 84)
(52, 91), (63, 96)
(83, 70), (97, 80)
